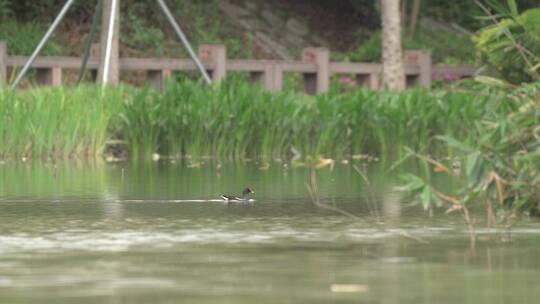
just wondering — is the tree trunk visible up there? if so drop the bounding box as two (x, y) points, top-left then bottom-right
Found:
(381, 0), (405, 91)
(401, 0), (407, 29)
(408, 0), (421, 38)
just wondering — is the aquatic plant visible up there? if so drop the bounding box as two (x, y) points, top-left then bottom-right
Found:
(0, 78), (516, 163)
(0, 86), (122, 160)
(398, 81), (540, 225)
(116, 79), (492, 161)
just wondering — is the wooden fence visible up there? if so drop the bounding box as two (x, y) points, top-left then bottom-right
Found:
(0, 41), (475, 93)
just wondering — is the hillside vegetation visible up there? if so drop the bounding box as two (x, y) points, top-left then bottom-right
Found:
(4, 0), (537, 63)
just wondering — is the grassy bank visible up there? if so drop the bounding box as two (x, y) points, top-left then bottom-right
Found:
(0, 80), (533, 162)
(2, 80), (540, 219)
(0, 86), (122, 160)
(118, 80), (491, 161)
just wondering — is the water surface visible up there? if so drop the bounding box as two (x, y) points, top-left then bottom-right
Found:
(1, 161), (540, 303)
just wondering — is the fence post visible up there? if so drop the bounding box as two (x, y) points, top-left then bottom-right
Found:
(36, 68), (59, 86)
(249, 63), (274, 91)
(302, 47), (329, 94)
(417, 51), (432, 87)
(88, 43), (100, 83)
(51, 67), (62, 86)
(405, 50), (431, 88)
(0, 41), (6, 88)
(355, 73), (380, 90)
(147, 69), (171, 91)
(199, 45), (226, 83)
(272, 63), (283, 92)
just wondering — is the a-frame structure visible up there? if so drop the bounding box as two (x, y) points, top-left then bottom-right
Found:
(11, 0), (211, 89)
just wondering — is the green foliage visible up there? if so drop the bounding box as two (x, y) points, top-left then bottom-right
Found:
(474, 8), (540, 84)
(115, 79), (492, 161)
(118, 0), (253, 59)
(0, 86), (122, 160)
(0, 0), (251, 58)
(169, 0), (253, 59)
(121, 6), (164, 56)
(418, 0), (485, 30)
(0, 0), (12, 20)
(2, 80), (531, 166)
(338, 29), (475, 64)
(0, 19), (63, 55)
(398, 81), (540, 219)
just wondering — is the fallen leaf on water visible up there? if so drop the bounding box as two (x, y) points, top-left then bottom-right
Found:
(330, 284), (369, 293)
(433, 164), (447, 173)
(314, 157), (335, 170)
(445, 204), (463, 214)
(187, 162), (201, 168)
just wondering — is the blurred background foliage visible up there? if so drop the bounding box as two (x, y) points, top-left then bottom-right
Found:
(474, 7), (540, 84)
(0, 0), (538, 74)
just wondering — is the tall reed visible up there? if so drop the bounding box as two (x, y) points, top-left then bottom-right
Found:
(2, 79), (502, 161)
(116, 79), (493, 160)
(1, 86), (122, 160)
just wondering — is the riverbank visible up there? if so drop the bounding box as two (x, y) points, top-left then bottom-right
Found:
(5, 79), (539, 214)
(2, 80), (540, 224)
(0, 80), (501, 162)
(3, 80), (538, 163)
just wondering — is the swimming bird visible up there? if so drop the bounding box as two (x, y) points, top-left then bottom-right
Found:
(220, 187), (255, 202)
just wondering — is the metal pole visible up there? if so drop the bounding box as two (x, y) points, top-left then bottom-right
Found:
(11, 0), (76, 90)
(156, 0), (212, 85)
(102, 0), (118, 86)
(77, 0), (103, 85)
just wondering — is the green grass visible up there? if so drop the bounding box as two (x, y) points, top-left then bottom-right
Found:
(0, 19), (63, 56)
(0, 85), (122, 160)
(0, 79), (521, 162)
(115, 79), (493, 161)
(2, 79), (539, 221)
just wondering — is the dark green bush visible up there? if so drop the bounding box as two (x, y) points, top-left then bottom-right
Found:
(399, 81), (540, 220)
(336, 29), (474, 64)
(474, 8), (540, 84)
(0, 19), (63, 55)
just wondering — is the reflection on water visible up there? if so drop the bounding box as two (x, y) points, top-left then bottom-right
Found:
(1, 161), (540, 303)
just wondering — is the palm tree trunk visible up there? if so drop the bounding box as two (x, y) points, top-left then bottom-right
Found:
(381, 0), (405, 91)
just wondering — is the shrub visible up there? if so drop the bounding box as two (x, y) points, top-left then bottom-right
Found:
(337, 29), (474, 64)
(0, 19), (63, 55)
(474, 8), (540, 84)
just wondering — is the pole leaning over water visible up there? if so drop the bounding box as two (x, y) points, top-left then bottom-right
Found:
(11, 0), (76, 90)
(77, 0), (103, 85)
(156, 0), (212, 85)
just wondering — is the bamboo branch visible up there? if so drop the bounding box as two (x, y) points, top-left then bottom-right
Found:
(475, 0), (539, 81)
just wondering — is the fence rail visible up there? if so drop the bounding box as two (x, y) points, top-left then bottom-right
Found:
(0, 41), (476, 93)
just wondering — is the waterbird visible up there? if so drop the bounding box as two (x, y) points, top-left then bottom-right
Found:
(220, 187), (255, 202)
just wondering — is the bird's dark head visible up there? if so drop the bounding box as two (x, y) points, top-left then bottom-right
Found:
(243, 187), (255, 195)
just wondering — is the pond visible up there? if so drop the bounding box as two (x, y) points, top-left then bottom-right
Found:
(1, 161), (540, 303)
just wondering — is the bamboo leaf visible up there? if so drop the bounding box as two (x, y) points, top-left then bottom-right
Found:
(436, 135), (475, 153)
(465, 152), (480, 177)
(420, 187), (433, 210)
(399, 174), (426, 192)
(507, 0), (518, 18)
